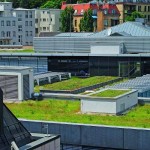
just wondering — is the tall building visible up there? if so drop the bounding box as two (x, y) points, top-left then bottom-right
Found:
(0, 2), (35, 46)
(35, 9), (61, 36)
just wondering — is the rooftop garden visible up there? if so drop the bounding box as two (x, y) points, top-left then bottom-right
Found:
(91, 89), (130, 98)
(0, 49), (34, 53)
(34, 76), (118, 92)
(5, 99), (150, 128)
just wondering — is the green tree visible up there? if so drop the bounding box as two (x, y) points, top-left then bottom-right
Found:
(79, 9), (94, 32)
(125, 11), (144, 22)
(60, 6), (74, 32)
(41, 0), (64, 9)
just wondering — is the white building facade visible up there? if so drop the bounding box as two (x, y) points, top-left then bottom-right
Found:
(35, 9), (61, 36)
(0, 2), (35, 46)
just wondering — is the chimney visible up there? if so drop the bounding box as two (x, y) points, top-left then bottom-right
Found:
(0, 88), (3, 134)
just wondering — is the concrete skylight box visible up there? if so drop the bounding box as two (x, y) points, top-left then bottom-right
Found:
(81, 89), (138, 115)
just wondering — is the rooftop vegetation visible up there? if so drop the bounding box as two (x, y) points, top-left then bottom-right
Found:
(91, 89), (130, 98)
(0, 49), (34, 53)
(6, 100), (150, 128)
(34, 76), (118, 92)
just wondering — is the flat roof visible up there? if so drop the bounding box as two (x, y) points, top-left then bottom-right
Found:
(0, 66), (32, 71)
(1, 53), (150, 57)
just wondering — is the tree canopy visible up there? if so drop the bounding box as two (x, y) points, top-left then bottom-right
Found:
(79, 9), (94, 32)
(60, 6), (74, 32)
(125, 11), (144, 21)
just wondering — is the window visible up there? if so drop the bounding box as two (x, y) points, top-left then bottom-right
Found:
(1, 31), (5, 37)
(144, 6), (147, 11)
(43, 11), (45, 14)
(6, 21), (11, 26)
(43, 18), (46, 22)
(104, 19), (108, 26)
(25, 21), (28, 26)
(13, 31), (16, 37)
(92, 9), (97, 15)
(104, 9), (108, 15)
(148, 15), (150, 21)
(25, 11), (28, 18)
(35, 28), (38, 33)
(6, 31), (11, 37)
(30, 31), (32, 36)
(47, 27), (49, 30)
(29, 11), (32, 18)
(18, 25), (22, 31)
(138, 6), (141, 12)
(29, 21), (32, 26)
(35, 18), (38, 23)
(148, 6), (150, 11)
(12, 21), (16, 26)
(112, 9), (116, 14)
(26, 31), (28, 36)
(18, 18), (22, 21)
(18, 35), (22, 43)
(43, 27), (46, 31)
(1, 20), (4, 26)
(75, 20), (77, 27)
(144, 6), (147, 12)
(18, 14), (22, 21)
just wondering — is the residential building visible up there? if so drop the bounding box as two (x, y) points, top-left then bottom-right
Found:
(35, 9), (61, 36)
(0, 2), (35, 46)
(61, 1), (120, 32)
(61, 1), (99, 32)
(0, 2), (18, 45)
(97, 3), (120, 31)
(116, 2), (150, 24)
(13, 8), (35, 46)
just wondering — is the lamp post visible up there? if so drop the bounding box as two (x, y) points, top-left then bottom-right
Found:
(70, 0), (71, 36)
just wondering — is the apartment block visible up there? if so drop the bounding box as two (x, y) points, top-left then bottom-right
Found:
(35, 9), (61, 36)
(116, 1), (150, 24)
(0, 2), (35, 46)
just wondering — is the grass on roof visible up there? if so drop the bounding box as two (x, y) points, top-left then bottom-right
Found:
(6, 99), (150, 128)
(34, 76), (118, 92)
(91, 89), (130, 98)
(0, 49), (34, 53)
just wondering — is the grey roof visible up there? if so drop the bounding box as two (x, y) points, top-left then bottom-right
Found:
(91, 22), (150, 37)
(55, 32), (94, 37)
(55, 22), (150, 38)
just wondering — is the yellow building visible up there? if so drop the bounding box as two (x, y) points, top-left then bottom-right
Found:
(116, 3), (150, 24)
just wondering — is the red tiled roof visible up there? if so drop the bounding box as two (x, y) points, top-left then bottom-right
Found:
(61, 3), (99, 15)
(61, 2), (120, 16)
(100, 3), (120, 15)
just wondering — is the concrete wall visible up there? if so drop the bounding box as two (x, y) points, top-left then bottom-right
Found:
(81, 99), (116, 114)
(116, 90), (138, 113)
(20, 120), (150, 150)
(91, 45), (120, 54)
(81, 90), (138, 114)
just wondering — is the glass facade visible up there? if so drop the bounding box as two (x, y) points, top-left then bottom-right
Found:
(48, 55), (150, 77)
(48, 56), (89, 75)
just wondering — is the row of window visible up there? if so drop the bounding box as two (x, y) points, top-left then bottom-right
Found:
(1, 31), (33, 37)
(138, 5), (150, 11)
(1, 31), (16, 37)
(1, 20), (16, 26)
(18, 14), (33, 18)
(35, 18), (52, 23)
(0, 20), (33, 27)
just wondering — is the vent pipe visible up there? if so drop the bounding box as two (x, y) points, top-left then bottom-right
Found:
(0, 88), (3, 134)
